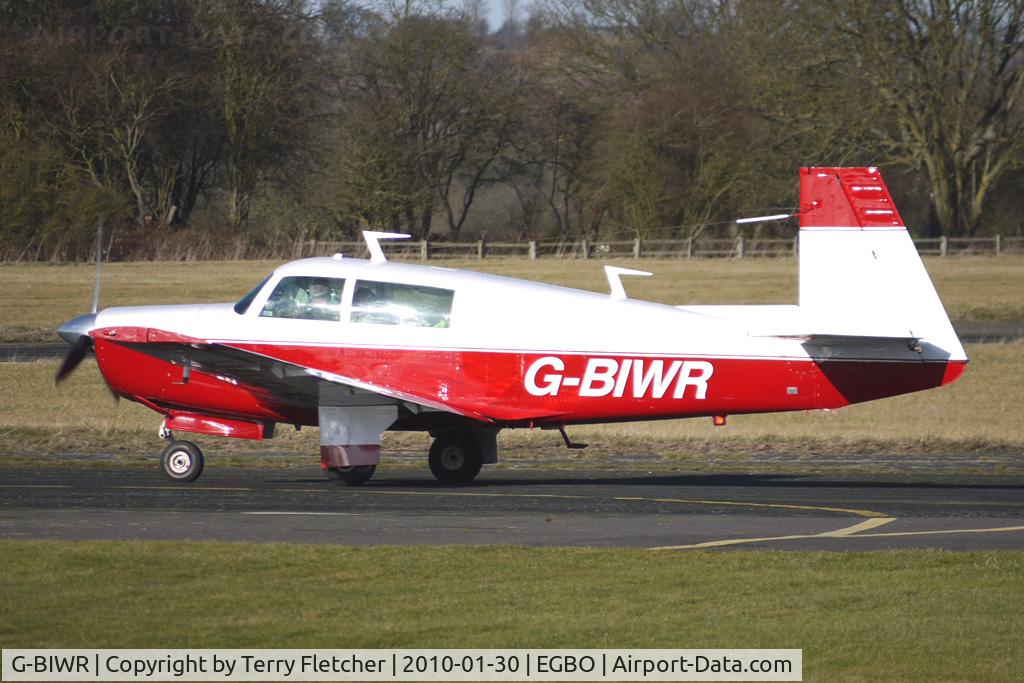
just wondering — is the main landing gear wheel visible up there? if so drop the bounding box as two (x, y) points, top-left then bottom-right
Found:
(428, 432), (483, 485)
(160, 440), (204, 482)
(325, 465), (376, 486)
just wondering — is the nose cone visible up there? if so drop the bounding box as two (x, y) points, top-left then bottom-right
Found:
(58, 313), (98, 345)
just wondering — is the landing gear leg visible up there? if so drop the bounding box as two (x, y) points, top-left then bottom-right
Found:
(428, 431), (483, 485)
(160, 440), (205, 482)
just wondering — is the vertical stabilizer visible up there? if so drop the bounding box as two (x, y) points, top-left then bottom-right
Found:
(798, 167), (965, 361)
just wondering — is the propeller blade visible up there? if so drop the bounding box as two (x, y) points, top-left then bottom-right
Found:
(55, 335), (93, 384)
(92, 217), (103, 313)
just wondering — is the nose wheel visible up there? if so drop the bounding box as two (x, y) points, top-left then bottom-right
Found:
(160, 440), (204, 482)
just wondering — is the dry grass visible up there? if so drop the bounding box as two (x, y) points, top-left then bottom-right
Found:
(2, 255), (1022, 342)
(0, 260), (281, 343)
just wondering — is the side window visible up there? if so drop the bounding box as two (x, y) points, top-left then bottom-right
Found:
(259, 276), (345, 321)
(351, 280), (453, 328)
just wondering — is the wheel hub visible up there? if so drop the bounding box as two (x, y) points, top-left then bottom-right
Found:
(440, 446), (465, 470)
(168, 451), (192, 475)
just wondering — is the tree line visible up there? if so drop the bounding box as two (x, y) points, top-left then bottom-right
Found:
(2, 0), (1023, 261)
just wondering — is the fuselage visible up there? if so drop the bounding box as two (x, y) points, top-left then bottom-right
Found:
(85, 256), (967, 432)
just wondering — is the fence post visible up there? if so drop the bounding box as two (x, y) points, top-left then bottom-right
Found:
(940, 236), (948, 257)
(477, 239), (485, 259)
(792, 236), (798, 258)
(686, 238), (693, 258)
(420, 239), (429, 261)
(528, 241), (537, 260)
(633, 238), (642, 258)
(736, 236), (745, 259)
(581, 238), (589, 259)
(995, 234), (1002, 255)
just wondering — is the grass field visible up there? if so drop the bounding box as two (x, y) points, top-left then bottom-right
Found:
(2, 255), (1023, 342)
(1, 541), (1021, 682)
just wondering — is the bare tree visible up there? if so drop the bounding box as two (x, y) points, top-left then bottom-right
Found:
(332, 12), (521, 239)
(203, 0), (322, 231)
(462, 0), (491, 34)
(834, 0), (1024, 236)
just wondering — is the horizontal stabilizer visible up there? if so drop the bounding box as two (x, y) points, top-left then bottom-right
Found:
(765, 333), (921, 347)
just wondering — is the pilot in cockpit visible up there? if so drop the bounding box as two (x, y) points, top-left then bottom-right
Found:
(307, 280), (340, 320)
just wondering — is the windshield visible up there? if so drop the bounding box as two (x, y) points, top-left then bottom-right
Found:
(260, 276), (346, 322)
(233, 276), (271, 315)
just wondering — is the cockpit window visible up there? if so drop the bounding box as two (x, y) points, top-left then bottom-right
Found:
(234, 276), (271, 315)
(259, 276), (345, 321)
(351, 280), (453, 328)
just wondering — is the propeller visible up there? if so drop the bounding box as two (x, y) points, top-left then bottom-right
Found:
(55, 334), (93, 384)
(55, 312), (98, 385)
(55, 218), (104, 386)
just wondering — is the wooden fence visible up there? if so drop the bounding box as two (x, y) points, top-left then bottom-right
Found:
(301, 235), (1024, 260)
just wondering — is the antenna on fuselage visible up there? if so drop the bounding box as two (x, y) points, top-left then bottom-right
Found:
(735, 213), (793, 224)
(605, 265), (652, 300)
(363, 231), (411, 264)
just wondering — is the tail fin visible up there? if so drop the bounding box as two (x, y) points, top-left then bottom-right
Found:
(797, 167), (965, 362)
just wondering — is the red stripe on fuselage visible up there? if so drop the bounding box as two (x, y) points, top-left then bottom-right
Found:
(93, 336), (966, 430)
(226, 343), (964, 425)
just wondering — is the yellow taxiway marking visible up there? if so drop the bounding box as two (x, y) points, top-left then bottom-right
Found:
(820, 517), (897, 537)
(655, 520), (1024, 550)
(849, 524), (1024, 539)
(104, 485), (894, 518)
(613, 495), (888, 518)
(652, 517), (898, 550)
(289, 488), (891, 517)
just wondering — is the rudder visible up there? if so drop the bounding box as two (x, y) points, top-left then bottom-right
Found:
(797, 167), (965, 361)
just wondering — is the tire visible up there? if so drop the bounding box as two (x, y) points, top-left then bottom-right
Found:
(325, 465), (376, 486)
(160, 440), (204, 482)
(428, 431), (483, 484)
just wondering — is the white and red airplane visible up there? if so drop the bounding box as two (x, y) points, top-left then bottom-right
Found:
(56, 167), (967, 485)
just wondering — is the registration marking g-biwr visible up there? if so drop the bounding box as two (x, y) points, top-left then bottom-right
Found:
(524, 356), (714, 399)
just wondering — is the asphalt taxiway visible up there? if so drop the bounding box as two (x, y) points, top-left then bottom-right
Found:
(2, 466), (1023, 550)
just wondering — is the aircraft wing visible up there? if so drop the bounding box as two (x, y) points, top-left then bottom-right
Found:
(117, 339), (555, 423)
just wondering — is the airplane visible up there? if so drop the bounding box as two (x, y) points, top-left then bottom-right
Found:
(55, 167), (967, 486)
